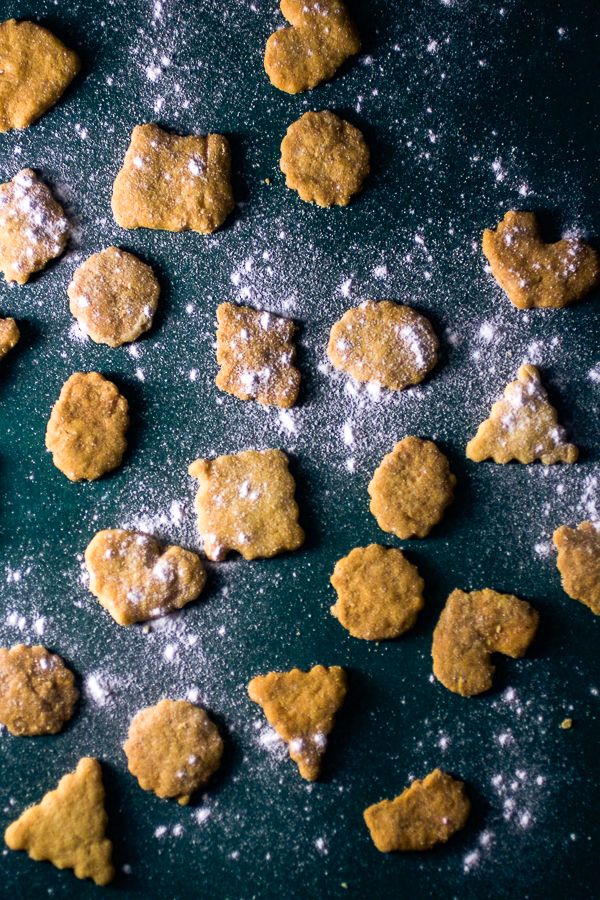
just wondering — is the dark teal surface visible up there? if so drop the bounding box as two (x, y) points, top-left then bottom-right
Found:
(0, 1), (599, 898)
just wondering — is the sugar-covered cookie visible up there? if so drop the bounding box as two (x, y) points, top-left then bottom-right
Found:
(85, 529), (206, 626)
(112, 123), (234, 234)
(368, 437), (456, 539)
(216, 303), (300, 407)
(466, 364), (578, 465)
(124, 700), (223, 805)
(248, 665), (347, 780)
(0, 169), (69, 284)
(280, 110), (369, 207)
(265, 0), (360, 94)
(327, 301), (438, 390)
(188, 449), (305, 561)
(483, 210), (600, 309)
(0, 645), (78, 736)
(68, 247), (160, 347)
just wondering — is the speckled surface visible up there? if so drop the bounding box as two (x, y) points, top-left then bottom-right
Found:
(0, 1), (599, 898)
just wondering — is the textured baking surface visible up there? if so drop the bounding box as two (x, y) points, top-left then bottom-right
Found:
(0, 1), (599, 898)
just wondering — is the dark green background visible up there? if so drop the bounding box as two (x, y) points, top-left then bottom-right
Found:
(0, 0), (599, 897)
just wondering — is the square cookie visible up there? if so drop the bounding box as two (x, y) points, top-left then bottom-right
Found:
(216, 302), (300, 408)
(111, 123), (235, 234)
(188, 449), (305, 560)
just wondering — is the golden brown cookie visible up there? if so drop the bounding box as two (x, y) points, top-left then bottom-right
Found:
(482, 210), (600, 310)
(466, 364), (578, 465)
(0, 169), (69, 284)
(68, 247), (160, 347)
(111, 123), (235, 234)
(0, 317), (19, 361)
(553, 521), (600, 615)
(5, 758), (114, 886)
(265, 0), (361, 94)
(248, 665), (347, 780)
(216, 302), (300, 407)
(327, 301), (439, 390)
(280, 110), (370, 207)
(123, 699), (223, 805)
(432, 588), (539, 697)
(85, 529), (206, 626)
(188, 449), (305, 561)
(364, 769), (471, 852)
(330, 544), (424, 640)
(0, 645), (78, 736)
(368, 437), (456, 539)
(45, 372), (129, 481)
(0, 19), (80, 132)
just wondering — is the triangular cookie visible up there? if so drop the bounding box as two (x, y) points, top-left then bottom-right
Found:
(4, 758), (114, 886)
(466, 364), (578, 465)
(248, 665), (347, 780)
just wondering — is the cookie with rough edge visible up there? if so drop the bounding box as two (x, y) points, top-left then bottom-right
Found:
(0, 19), (80, 132)
(466, 364), (578, 465)
(68, 247), (160, 347)
(330, 544), (424, 640)
(280, 110), (370, 207)
(85, 529), (207, 626)
(553, 521), (600, 615)
(327, 301), (439, 390)
(483, 210), (600, 310)
(5, 758), (114, 886)
(368, 437), (456, 539)
(0, 645), (78, 736)
(111, 123), (235, 234)
(432, 588), (539, 697)
(45, 372), (129, 482)
(265, 0), (361, 94)
(364, 769), (471, 852)
(216, 302), (300, 408)
(0, 169), (69, 284)
(188, 449), (305, 561)
(0, 317), (19, 361)
(248, 665), (347, 780)
(123, 699), (223, 805)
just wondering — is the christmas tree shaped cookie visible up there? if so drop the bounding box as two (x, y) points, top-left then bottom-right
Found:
(5, 758), (114, 886)
(466, 364), (578, 465)
(248, 665), (347, 780)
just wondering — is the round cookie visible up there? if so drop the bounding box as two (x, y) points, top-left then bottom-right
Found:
(368, 437), (456, 539)
(330, 544), (424, 640)
(68, 247), (160, 347)
(123, 699), (223, 804)
(0, 645), (78, 736)
(280, 110), (370, 207)
(45, 372), (129, 481)
(327, 300), (439, 390)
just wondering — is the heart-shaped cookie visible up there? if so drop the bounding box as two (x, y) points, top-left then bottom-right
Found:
(483, 210), (600, 309)
(264, 0), (361, 94)
(85, 529), (206, 626)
